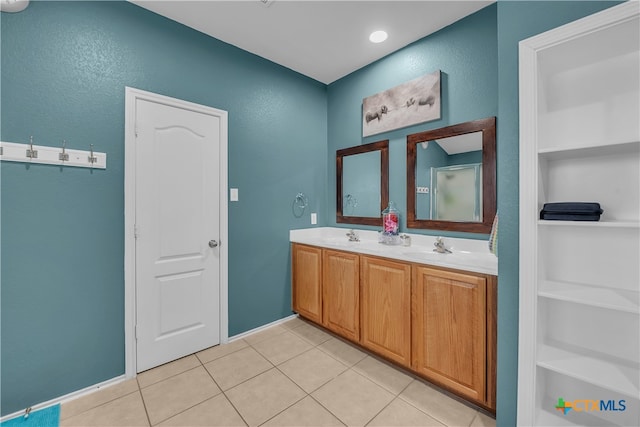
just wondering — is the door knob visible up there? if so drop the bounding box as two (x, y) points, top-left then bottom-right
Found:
(209, 240), (218, 248)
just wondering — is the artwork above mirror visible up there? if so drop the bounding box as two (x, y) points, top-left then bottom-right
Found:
(407, 117), (496, 233)
(337, 140), (389, 226)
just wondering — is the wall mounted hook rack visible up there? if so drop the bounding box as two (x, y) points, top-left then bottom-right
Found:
(0, 140), (106, 169)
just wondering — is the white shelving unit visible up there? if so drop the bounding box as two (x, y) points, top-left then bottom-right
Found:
(518, 3), (640, 426)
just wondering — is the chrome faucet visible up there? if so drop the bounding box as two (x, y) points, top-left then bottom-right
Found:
(346, 229), (360, 242)
(433, 236), (452, 253)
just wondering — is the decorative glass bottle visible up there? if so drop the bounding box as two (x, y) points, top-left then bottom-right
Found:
(381, 201), (401, 245)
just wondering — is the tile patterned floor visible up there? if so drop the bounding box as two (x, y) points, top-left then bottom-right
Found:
(60, 317), (496, 426)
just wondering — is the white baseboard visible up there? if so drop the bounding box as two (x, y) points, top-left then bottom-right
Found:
(228, 314), (298, 342)
(0, 375), (127, 422)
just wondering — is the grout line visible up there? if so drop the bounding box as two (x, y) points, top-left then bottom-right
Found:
(214, 353), (277, 393)
(136, 387), (153, 427)
(256, 393), (308, 426)
(306, 394), (348, 427)
(362, 395), (395, 427)
(221, 390), (250, 427)
(248, 322), (350, 426)
(200, 352), (250, 426)
(196, 339), (251, 365)
(59, 382), (142, 422)
(138, 362), (204, 390)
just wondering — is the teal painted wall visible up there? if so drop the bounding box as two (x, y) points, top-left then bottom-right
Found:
(495, 2), (622, 426)
(327, 4), (499, 240)
(1, 1), (326, 415)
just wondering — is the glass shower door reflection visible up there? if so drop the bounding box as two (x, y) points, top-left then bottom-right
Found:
(431, 164), (482, 222)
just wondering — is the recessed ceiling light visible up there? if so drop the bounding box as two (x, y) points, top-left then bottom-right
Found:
(369, 30), (388, 43)
(0, 0), (30, 13)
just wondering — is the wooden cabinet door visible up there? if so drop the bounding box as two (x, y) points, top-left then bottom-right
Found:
(291, 244), (323, 323)
(360, 256), (412, 367)
(412, 266), (487, 402)
(323, 249), (360, 341)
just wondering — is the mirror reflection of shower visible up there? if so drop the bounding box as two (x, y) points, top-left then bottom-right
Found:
(431, 163), (482, 221)
(407, 117), (496, 233)
(415, 130), (483, 222)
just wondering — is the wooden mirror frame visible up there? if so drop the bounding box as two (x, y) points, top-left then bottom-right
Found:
(406, 117), (496, 233)
(336, 139), (389, 226)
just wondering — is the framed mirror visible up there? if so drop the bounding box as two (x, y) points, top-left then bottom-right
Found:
(407, 117), (496, 233)
(337, 140), (389, 226)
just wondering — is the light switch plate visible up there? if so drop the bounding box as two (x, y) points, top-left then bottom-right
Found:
(230, 188), (239, 201)
(311, 213), (317, 225)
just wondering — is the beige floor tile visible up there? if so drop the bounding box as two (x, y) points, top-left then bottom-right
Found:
(279, 348), (348, 393)
(61, 378), (139, 420)
(280, 316), (306, 330)
(157, 394), (247, 426)
(470, 412), (496, 427)
(60, 391), (149, 426)
(252, 330), (313, 365)
(317, 337), (368, 367)
(196, 339), (249, 364)
(352, 356), (413, 395)
(399, 380), (478, 427)
(137, 354), (201, 388)
(312, 370), (394, 426)
(141, 366), (221, 425)
(226, 368), (306, 426)
(262, 396), (344, 427)
(290, 322), (333, 346)
(367, 398), (445, 427)
(204, 346), (273, 390)
(243, 325), (287, 345)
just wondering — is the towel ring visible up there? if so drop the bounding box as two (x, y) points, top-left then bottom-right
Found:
(293, 192), (308, 218)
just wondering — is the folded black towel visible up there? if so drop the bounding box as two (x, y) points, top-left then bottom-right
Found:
(540, 202), (603, 221)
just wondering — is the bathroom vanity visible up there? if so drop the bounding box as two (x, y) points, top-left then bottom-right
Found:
(290, 227), (497, 412)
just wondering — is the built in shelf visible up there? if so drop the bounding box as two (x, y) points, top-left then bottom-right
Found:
(518, 3), (640, 426)
(538, 220), (640, 228)
(538, 281), (640, 314)
(537, 344), (640, 399)
(538, 139), (640, 160)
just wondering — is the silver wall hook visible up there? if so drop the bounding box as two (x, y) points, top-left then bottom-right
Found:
(26, 135), (38, 159)
(88, 144), (97, 164)
(59, 140), (69, 161)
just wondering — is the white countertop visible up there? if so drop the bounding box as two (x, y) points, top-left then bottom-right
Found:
(290, 227), (497, 276)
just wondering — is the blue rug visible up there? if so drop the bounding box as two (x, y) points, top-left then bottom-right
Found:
(0, 405), (59, 427)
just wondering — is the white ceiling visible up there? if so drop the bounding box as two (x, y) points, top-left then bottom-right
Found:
(129, 0), (494, 84)
(435, 131), (482, 155)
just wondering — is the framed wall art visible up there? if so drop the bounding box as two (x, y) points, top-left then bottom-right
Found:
(362, 70), (441, 137)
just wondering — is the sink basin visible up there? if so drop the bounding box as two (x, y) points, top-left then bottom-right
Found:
(321, 237), (361, 247)
(402, 250), (446, 258)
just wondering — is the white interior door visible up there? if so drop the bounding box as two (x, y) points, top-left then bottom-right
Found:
(134, 95), (222, 372)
